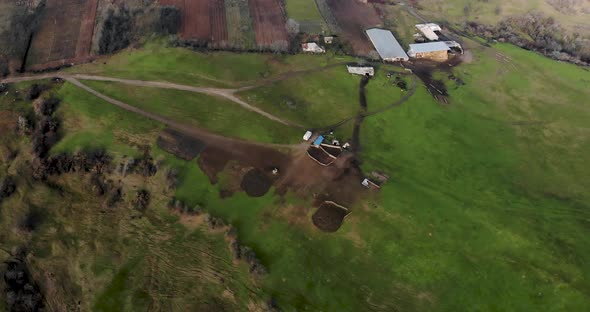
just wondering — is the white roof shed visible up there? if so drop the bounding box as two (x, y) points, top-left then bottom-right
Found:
(416, 23), (442, 41)
(366, 28), (409, 62)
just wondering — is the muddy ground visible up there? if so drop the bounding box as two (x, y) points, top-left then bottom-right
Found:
(405, 55), (465, 103)
(312, 201), (349, 232)
(157, 128), (206, 160)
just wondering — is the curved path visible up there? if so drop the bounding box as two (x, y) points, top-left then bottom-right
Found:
(1, 67), (419, 140)
(1, 73), (301, 128)
(65, 77), (302, 150)
(317, 75), (418, 132)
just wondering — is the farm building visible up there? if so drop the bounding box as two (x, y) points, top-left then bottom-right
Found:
(313, 135), (325, 147)
(302, 42), (326, 53)
(365, 28), (409, 62)
(445, 41), (464, 54)
(407, 42), (450, 61)
(416, 23), (442, 41)
(347, 65), (374, 76)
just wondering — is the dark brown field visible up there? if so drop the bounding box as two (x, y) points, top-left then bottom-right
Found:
(248, 0), (288, 49)
(326, 0), (383, 55)
(26, 0), (98, 70)
(209, 0), (229, 45)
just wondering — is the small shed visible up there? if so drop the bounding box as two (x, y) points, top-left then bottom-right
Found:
(302, 42), (326, 53)
(313, 135), (324, 147)
(347, 65), (375, 76)
(407, 42), (450, 61)
(415, 23), (442, 41)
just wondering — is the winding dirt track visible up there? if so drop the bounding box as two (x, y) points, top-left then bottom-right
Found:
(1, 73), (301, 127)
(1, 65), (419, 144)
(64, 77), (299, 150)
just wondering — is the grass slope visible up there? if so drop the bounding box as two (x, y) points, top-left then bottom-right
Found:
(67, 41), (355, 88)
(359, 42), (590, 310)
(237, 65), (406, 139)
(2, 42), (589, 311)
(414, 0), (590, 34)
(78, 80), (301, 144)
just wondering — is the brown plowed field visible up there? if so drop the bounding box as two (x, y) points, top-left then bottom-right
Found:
(160, 0), (211, 40)
(248, 0), (288, 49)
(26, 0), (98, 70)
(326, 0), (383, 55)
(209, 0), (229, 45)
(27, 0), (87, 66)
(75, 0), (99, 58)
(161, 0), (228, 46)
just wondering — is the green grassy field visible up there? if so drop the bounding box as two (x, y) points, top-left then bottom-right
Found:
(414, 0), (590, 34)
(359, 41), (590, 310)
(66, 41), (355, 88)
(77, 80), (302, 144)
(285, 0), (327, 34)
(286, 0), (324, 21)
(237, 65), (406, 139)
(2, 39), (590, 311)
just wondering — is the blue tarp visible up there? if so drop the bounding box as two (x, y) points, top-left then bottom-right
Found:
(313, 135), (324, 146)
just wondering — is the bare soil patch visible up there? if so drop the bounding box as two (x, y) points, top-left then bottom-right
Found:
(326, 0), (382, 55)
(312, 201), (349, 232)
(405, 58), (466, 103)
(157, 128), (206, 160)
(240, 168), (273, 197)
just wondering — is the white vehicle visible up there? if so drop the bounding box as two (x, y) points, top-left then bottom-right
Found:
(303, 131), (313, 141)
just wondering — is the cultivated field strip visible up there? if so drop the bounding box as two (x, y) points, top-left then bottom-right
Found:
(314, 0), (341, 34)
(248, 0), (289, 50)
(210, 0), (229, 46)
(27, 0), (87, 65)
(225, 0), (257, 49)
(75, 0), (99, 58)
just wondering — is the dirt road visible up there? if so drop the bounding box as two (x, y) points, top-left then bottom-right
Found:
(1, 73), (301, 127)
(65, 77), (299, 150)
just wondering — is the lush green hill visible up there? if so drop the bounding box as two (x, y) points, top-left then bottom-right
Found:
(1, 38), (589, 311)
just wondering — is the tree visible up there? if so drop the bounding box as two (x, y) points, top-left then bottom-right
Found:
(285, 18), (300, 36)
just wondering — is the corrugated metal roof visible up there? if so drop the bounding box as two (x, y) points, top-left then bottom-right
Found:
(408, 42), (450, 54)
(366, 28), (409, 61)
(313, 135), (324, 146)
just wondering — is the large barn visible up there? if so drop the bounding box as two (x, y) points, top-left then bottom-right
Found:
(365, 28), (409, 62)
(407, 42), (450, 61)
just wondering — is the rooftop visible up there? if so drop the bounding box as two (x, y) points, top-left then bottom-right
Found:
(408, 42), (450, 54)
(365, 28), (409, 61)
